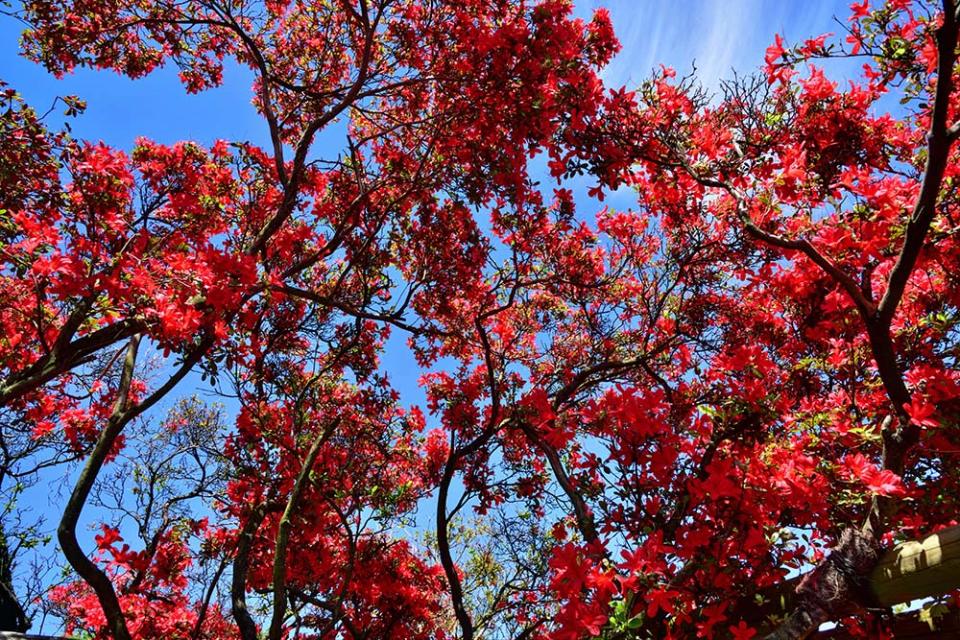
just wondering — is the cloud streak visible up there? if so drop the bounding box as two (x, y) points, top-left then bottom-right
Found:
(575, 1), (851, 91)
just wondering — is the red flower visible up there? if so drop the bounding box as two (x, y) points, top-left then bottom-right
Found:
(903, 398), (939, 429)
(729, 621), (757, 640)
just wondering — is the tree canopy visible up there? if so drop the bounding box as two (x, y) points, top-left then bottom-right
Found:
(1, 1), (960, 639)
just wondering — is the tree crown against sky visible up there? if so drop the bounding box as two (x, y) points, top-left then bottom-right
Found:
(1, 1), (960, 639)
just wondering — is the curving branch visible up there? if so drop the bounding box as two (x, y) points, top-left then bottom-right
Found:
(875, 0), (960, 329)
(268, 419), (338, 640)
(57, 335), (211, 640)
(247, 2), (381, 256)
(0, 319), (142, 407)
(231, 503), (267, 640)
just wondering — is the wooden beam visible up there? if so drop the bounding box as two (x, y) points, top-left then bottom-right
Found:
(870, 524), (960, 607)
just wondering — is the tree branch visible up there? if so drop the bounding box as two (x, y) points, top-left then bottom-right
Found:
(57, 335), (210, 640)
(268, 419), (338, 640)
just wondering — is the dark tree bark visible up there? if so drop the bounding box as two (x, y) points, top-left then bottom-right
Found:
(0, 524), (27, 633)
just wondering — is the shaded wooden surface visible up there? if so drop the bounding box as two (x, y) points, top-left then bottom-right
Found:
(870, 524), (960, 607)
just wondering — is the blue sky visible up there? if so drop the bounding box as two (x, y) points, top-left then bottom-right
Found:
(1, 2), (853, 147)
(1, 0), (857, 631)
(574, 1), (851, 90)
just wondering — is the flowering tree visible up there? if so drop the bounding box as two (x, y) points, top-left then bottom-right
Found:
(544, 0), (960, 637)
(1, 0), (959, 639)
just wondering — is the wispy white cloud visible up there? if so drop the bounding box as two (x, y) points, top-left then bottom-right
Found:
(691, 0), (766, 91)
(574, 0), (852, 91)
